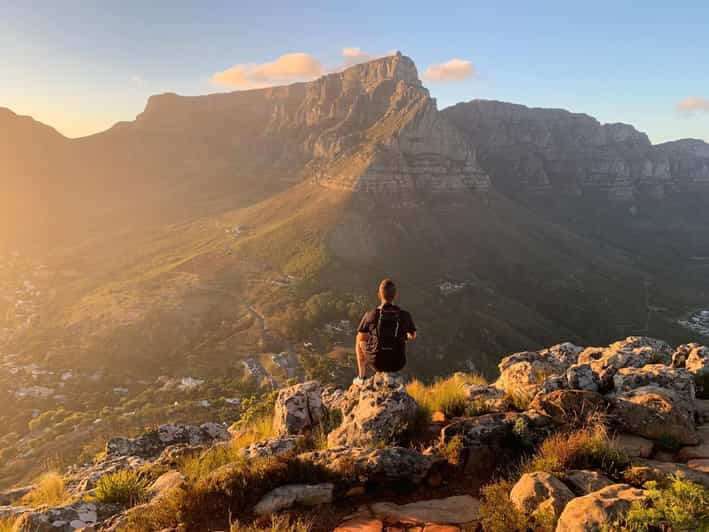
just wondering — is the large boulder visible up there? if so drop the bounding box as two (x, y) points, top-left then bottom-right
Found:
(556, 484), (645, 532)
(509, 471), (575, 518)
(273, 381), (326, 435)
(578, 336), (672, 390)
(106, 423), (228, 459)
(612, 364), (695, 401)
(496, 343), (583, 395)
(528, 389), (605, 426)
(300, 446), (436, 485)
(672, 343), (709, 398)
(327, 373), (417, 447)
(611, 385), (699, 445)
(13, 502), (120, 532)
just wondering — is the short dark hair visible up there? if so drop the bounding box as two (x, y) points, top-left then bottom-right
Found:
(378, 278), (397, 301)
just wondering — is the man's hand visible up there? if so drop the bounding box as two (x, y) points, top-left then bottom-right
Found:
(407, 331), (417, 340)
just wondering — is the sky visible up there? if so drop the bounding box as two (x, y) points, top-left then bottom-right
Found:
(2, 0), (708, 143)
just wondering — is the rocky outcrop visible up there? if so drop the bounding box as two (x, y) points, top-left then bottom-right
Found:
(12, 502), (120, 532)
(301, 446), (436, 486)
(273, 381), (326, 435)
(495, 342), (583, 396)
(106, 423), (228, 460)
(556, 484), (645, 532)
(443, 99), (709, 201)
(327, 372), (417, 447)
(577, 337), (672, 391)
(672, 343), (709, 398)
(612, 364), (695, 401)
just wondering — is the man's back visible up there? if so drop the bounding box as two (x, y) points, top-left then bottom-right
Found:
(357, 303), (416, 372)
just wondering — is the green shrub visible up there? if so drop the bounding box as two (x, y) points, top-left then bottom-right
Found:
(611, 475), (709, 531)
(93, 469), (149, 507)
(480, 479), (534, 532)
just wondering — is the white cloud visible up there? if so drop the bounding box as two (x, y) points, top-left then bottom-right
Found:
(211, 48), (401, 90)
(422, 59), (474, 82)
(342, 47), (374, 67)
(211, 52), (324, 89)
(677, 96), (709, 114)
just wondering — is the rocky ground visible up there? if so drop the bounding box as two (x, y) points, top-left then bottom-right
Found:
(1, 336), (708, 531)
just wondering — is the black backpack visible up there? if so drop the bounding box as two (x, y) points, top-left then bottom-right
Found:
(367, 306), (406, 371)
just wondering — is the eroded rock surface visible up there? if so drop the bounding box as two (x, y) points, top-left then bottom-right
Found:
(556, 484), (645, 532)
(327, 373), (417, 447)
(509, 471), (574, 517)
(273, 381), (326, 435)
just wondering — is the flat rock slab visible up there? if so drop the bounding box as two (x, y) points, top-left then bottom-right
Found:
(334, 517), (384, 532)
(371, 495), (480, 525)
(688, 459), (709, 474)
(422, 526), (461, 532)
(678, 443), (709, 461)
(615, 434), (654, 458)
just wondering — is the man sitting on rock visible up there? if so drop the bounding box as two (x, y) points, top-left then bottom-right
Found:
(353, 278), (416, 385)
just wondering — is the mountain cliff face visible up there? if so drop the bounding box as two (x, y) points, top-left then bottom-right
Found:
(443, 100), (709, 201)
(129, 53), (490, 193)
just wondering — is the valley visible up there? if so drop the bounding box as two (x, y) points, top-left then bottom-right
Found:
(2, 53), (709, 490)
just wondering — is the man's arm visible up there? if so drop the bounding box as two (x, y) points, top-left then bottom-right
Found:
(355, 332), (370, 379)
(406, 312), (417, 340)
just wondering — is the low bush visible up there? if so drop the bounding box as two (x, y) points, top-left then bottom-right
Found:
(178, 455), (338, 528)
(610, 475), (709, 531)
(93, 469), (150, 507)
(21, 471), (68, 508)
(479, 478), (536, 532)
(523, 424), (630, 478)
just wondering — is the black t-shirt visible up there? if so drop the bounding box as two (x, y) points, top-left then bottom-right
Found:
(357, 304), (416, 372)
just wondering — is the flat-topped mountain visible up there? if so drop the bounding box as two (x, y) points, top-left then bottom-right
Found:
(443, 99), (709, 201)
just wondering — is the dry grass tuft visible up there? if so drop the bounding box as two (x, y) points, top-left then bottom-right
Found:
(407, 372), (487, 421)
(0, 516), (19, 532)
(523, 423), (631, 478)
(93, 469), (150, 507)
(20, 472), (68, 509)
(231, 514), (313, 531)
